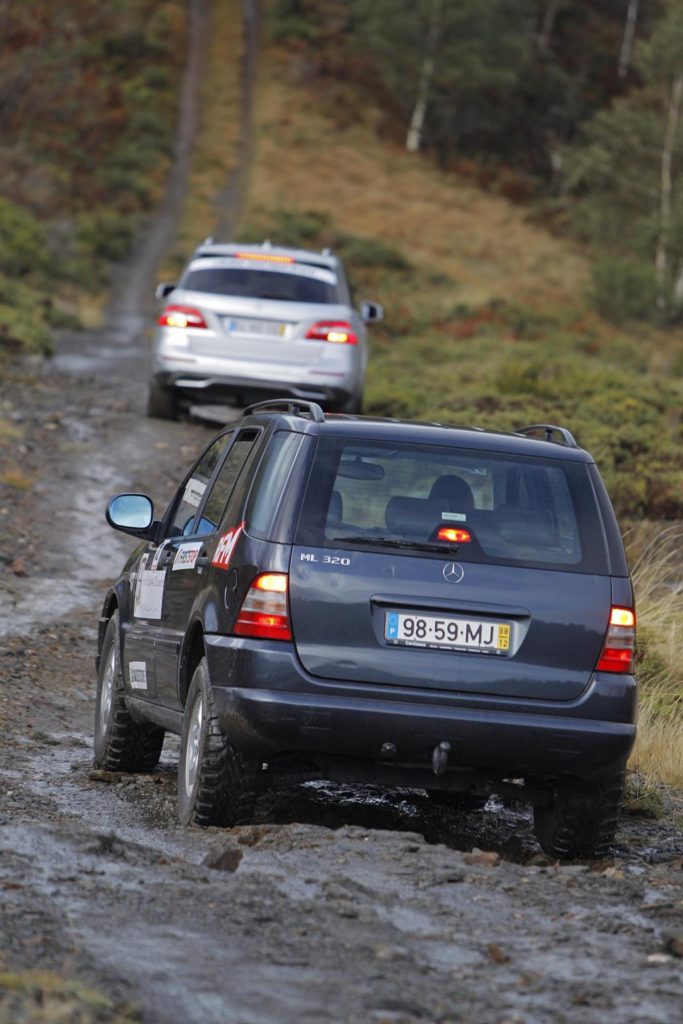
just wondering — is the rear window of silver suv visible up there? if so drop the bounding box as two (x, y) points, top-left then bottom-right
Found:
(180, 266), (341, 304)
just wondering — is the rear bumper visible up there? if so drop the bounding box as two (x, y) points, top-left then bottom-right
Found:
(204, 636), (636, 782)
(154, 370), (355, 409)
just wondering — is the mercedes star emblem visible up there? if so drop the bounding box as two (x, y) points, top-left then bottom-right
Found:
(442, 562), (464, 583)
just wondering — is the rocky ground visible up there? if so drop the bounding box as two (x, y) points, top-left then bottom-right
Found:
(0, 316), (682, 1024)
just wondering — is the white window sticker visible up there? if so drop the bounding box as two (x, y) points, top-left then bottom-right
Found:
(129, 661), (147, 690)
(183, 477), (206, 508)
(172, 541), (203, 571)
(150, 540), (170, 570)
(442, 511), (467, 522)
(133, 554), (149, 607)
(133, 569), (166, 619)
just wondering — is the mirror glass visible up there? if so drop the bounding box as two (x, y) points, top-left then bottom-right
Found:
(108, 494), (153, 530)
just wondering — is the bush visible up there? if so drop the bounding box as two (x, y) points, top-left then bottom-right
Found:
(0, 199), (48, 278)
(590, 257), (660, 324)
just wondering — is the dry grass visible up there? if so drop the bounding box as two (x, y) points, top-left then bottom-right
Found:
(242, 50), (588, 308)
(0, 465), (33, 490)
(162, 0), (243, 277)
(0, 970), (141, 1023)
(629, 526), (683, 788)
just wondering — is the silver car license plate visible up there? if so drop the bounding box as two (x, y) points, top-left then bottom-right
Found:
(225, 317), (287, 337)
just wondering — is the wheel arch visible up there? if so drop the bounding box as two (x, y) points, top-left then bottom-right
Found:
(179, 621), (206, 708)
(96, 590), (120, 671)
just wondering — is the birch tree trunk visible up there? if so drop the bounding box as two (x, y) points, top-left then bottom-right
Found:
(406, 0), (442, 153)
(655, 73), (683, 307)
(537, 1), (560, 52)
(618, 0), (640, 80)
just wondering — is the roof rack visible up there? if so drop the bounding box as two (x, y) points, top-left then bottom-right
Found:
(516, 423), (578, 448)
(243, 399), (325, 423)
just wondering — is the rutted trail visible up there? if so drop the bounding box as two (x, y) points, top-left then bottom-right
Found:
(1, 2), (682, 1022)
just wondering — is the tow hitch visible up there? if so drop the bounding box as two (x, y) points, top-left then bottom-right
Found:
(431, 740), (451, 776)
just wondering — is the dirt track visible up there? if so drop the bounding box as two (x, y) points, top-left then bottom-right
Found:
(1, 1), (683, 1020)
(0, 286), (682, 1024)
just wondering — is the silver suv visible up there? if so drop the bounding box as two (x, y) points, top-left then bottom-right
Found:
(148, 241), (384, 419)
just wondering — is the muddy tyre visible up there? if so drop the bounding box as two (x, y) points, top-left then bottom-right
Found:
(533, 772), (625, 859)
(94, 612), (165, 772)
(177, 658), (258, 827)
(427, 790), (488, 811)
(147, 378), (179, 420)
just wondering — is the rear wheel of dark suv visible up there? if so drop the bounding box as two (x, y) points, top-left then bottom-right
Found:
(177, 659), (259, 827)
(533, 772), (625, 859)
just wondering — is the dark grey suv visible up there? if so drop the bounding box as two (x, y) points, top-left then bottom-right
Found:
(95, 402), (636, 858)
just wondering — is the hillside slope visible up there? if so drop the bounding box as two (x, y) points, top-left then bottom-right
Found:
(241, 44), (683, 525)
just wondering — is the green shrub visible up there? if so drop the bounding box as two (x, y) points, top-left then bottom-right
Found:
(590, 257), (660, 324)
(0, 200), (49, 278)
(76, 210), (135, 262)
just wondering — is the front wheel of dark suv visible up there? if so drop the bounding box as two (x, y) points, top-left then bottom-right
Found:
(533, 772), (625, 859)
(177, 658), (259, 827)
(94, 612), (165, 772)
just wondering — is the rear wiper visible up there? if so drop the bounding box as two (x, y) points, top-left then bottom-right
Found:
(329, 535), (459, 554)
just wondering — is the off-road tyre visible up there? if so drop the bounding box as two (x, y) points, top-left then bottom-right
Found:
(177, 658), (258, 827)
(427, 790), (488, 811)
(533, 772), (625, 860)
(147, 378), (179, 420)
(94, 612), (165, 772)
(339, 392), (363, 415)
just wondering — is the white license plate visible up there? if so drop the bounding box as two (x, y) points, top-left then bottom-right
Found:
(385, 611), (510, 654)
(225, 317), (287, 337)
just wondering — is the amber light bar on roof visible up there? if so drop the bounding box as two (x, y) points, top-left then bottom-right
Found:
(233, 252), (295, 263)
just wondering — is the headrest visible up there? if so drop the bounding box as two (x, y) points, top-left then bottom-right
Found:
(385, 496), (443, 537)
(429, 475), (474, 509)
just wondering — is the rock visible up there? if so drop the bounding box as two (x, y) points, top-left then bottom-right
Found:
(88, 769), (125, 784)
(646, 952), (673, 965)
(464, 848), (501, 867)
(663, 931), (683, 958)
(487, 942), (510, 964)
(601, 866), (625, 880)
(9, 559), (28, 577)
(203, 844), (243, 872)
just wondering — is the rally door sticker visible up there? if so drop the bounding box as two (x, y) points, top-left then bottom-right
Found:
(129, 661), (148, 690)
(172, 541), (203, 571)
(133, 553), (166, 619)
(212, 523), (244, 570)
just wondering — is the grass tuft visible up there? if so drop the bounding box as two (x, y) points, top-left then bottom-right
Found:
(629, 527), (683, 788)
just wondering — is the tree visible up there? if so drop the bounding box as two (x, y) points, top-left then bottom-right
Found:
(567, 0), (683, 317)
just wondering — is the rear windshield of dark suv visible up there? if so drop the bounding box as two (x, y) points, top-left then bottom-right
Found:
(296, 437), (609, 574)
(180, 267), (340, 304)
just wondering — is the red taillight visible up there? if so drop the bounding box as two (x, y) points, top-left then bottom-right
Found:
(305, 321), (358, 345)
(596, 606), (636, 674)
(233, 573), (292, 641)
(158, 305), (208, 329)
(436, 527), (471, 544)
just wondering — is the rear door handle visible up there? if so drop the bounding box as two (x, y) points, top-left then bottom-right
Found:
(196, 552), (210, 568)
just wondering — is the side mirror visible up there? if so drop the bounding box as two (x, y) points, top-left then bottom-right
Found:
(106, 494), (156, 539)
(155, 282), (177, 301)
(360, 300), (384, 324)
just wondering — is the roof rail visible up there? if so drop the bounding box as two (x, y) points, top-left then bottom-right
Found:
(516, 423), (578, 448)
(243, 399), (325, 423)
